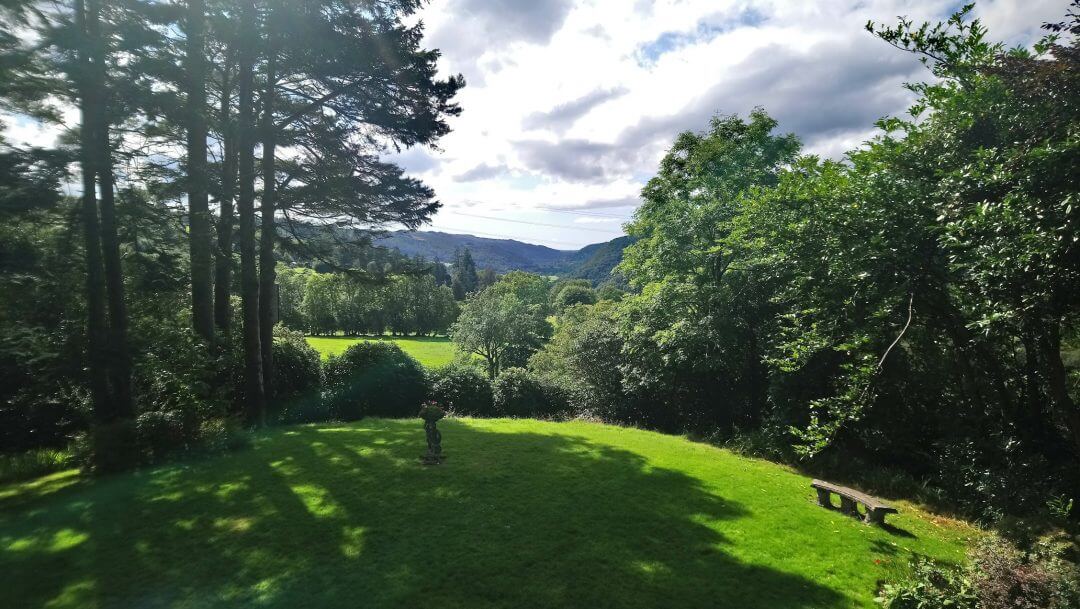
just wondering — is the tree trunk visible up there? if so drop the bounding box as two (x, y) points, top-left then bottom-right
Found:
(87, 0), (133, 419)
(74, 0), (110, 420)
(1037, 319), (1080, 460)
(236, 0), (265, 424)
(259, 29), (278, 401)
(214, 55), (237, 334)
(186, 0), (213, 343)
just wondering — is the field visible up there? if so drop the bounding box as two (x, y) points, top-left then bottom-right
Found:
(306, 335), (456, 368)
(0, 418), (975, 608)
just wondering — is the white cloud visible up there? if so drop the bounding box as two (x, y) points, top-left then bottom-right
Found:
(406, 0), (1064, 248)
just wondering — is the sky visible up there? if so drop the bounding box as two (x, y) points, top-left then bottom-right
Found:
(2, 0), (1067, 250)
(387, 0), (1067, 249)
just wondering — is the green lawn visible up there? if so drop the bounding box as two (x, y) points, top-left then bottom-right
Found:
(306, 335), (456, 367)
(0, 419), (975, 608)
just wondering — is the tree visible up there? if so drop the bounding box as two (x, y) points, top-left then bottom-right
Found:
(451, 287), (550, 379)
(477, 267), (497, 290)
(451, 247), (478, 299)
(235, 0), (265, 424)
(186, 0), (213, 343)
(554, 284), (597, 311)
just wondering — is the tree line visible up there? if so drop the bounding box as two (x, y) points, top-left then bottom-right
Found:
(278, 264), (458, 337)
(0, 0), (462, 438)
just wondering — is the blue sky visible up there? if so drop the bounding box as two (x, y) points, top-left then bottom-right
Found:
(390, 0), (1066, 249)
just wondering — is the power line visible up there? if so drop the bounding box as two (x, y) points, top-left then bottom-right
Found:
(446, 211), (625, 234)
(536, 207), (636, 220)
(427, 225), (590, 248)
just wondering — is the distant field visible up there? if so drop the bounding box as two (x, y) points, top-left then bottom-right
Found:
(306, 335), (456, 368)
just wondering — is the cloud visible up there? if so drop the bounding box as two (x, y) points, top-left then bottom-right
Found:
(455, 162), (508, 182)
(399, 0), (1062, 247)
(427, 0), (574, 81)
(514, 34), (923, 183)
(388, 146), (443, 175)
(522, 87), (629, 133)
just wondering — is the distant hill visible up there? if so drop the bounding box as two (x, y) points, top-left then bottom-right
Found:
(375, 230), (634, 281)
(547, 235), (636, 283)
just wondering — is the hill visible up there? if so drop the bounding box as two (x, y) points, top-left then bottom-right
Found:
(0, 418), (973, 608)
(377, 230), (634, 280)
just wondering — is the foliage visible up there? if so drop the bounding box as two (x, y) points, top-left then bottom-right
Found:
(451, 280), (552, 378)
(879, 537), (1080, 609)
(324, 341), (429, 420)
(0, 447), (72, 484)
(553, 284), (598, 311)
(877, 558), (977, 609)
(281, 265), (457, 337)
(429, 363), (494, 416)
(529, 302), (633, 421)
(492, 367), (564, 418)
(270, 326), (325, 424)
(534, 5), (1080, 520)
(452, 247), (479, 299)
(418, 401), (446, 422)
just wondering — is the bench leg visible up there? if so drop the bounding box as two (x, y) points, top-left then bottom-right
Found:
(839, 497), (857, 516)
(816, 488), (832, 508)
(865, 509), (886, 526)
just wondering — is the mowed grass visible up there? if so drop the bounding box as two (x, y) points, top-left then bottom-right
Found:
(306, 335), (456, 367)
(0, 418), (976, 608)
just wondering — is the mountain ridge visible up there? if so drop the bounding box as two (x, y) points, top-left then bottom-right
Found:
(376, 230), (633, 281)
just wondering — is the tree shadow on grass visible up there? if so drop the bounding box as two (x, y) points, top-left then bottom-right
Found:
(1, 420), (849, 608)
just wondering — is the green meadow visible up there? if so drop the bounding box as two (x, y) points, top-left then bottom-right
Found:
(0, 419), (974, 608)
(306, 335), (457, 368)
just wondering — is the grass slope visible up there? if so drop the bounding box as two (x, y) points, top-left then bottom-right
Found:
(0, 419), (976, 608)
(306, 335), (456, 368)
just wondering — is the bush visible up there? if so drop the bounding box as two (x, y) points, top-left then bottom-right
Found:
(429, 364), (494, 416)
(0, 447), (73, 483)
(324, 341), (429, 420)
(492, 367), (565, 418)
(135, 409), (196, 463)
(199, 417), (251, 453)
(879, 537), (1080, 609)
(270, 326), (325, 424)
(877, 558), (976, 609)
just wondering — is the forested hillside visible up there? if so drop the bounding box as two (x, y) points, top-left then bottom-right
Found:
(376, 230), (632, 280)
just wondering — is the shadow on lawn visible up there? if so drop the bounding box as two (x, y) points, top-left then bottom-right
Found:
(1, 420), (848, 608)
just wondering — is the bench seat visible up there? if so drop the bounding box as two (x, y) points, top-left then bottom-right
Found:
(811, 479), (898, 526)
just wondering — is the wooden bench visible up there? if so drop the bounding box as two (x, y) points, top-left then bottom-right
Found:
(811, 479), (898, 526)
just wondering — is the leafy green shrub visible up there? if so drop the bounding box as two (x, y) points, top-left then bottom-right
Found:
(198, 417), (251, 453)
(135, 409), (196, 463)
(324, 341), (429, 420)
(0, 447), (73, 483)
(73, 420), (141, 474)
(492, 367), (565, 418)
(879, 538), (1080, 609)
(429, 364), (493, 416)
(0, 325), (90, 453)
(270, 326), (325, 424)
(877, 558), (976, 609)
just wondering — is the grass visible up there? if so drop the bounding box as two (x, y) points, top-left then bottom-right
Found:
(0, 447), (73, 484)
(0, 418), (977, 608)
(306, 335), (457, 368)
